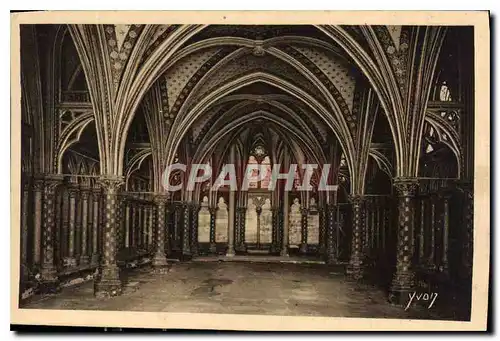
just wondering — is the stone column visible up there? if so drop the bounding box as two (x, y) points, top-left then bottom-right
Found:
(270, 207), (279, 253)
(238, 207), (247, 252)
(67, 185), (78, 267)
(363, 199), (370, 258)
(173, 204), (181, 252)
(462, 185), (473, 277)
(21, 180), (30, 279)
(137, 203), (143, 249)
(148, 204), (154, 249)
(347, 195), (365, 279)
(281, 192), (289, 257)
(142, 202), (149, 248)
(418, 195), (426, 267)
(32, 177), (44, 266)
(318, 207), (326, 255)
(226, 191), (236, 257)
(209, 207), (217, 253)
(79, 187), (90, 265)
(441, 191), (451, 275)
(325, 204), (337, 264)
(389, 178), (418, 304)
(299, 208), (308, 254)
(124, 200), (130, 248)
(153, 194), (168, 267)
(91, 186), (101, 266)
(426, 194), (437, 271)
(191, 203), (199, 256)
(165, 203), (172, 255)
(40, 175), (64, 291)
(182, 203), (191, 256)
(94, 176), (123, 298)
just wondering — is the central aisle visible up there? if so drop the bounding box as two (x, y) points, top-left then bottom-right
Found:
(24, 262), (437, 319)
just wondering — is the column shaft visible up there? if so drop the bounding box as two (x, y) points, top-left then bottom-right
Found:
(389, 178), (418, 304)
(347, 195), (365, 279)
(94, 176), (123, 298)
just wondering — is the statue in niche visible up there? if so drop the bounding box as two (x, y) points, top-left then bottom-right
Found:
(201, 196), (209, 207)
(260, 198), (272, 244)
(197, 196), (210, 243)
(245, 198), (258, 243)
(289, 198), (302, 246)
(215, 197), (228, 243)
(217, 196), (227, 210)
(309, 197), (317, 210)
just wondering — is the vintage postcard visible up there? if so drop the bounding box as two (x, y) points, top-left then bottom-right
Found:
(10, 11), (490, 331)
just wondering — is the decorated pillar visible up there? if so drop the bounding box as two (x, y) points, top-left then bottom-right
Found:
(226, 191), (236, 257)
(389, 178), (418, 304)
(91, 186), (101, 266)
(462, 185), (473, 277)
(441, 191), (452, 276)
(153, 193), (168, 267)
(20, 180), (30, 279)
(347, 195), (365, 279)
(67, 185), (78, 267)
(426, 193), (437, 271)
(237, 207), (247, 252)
(124, 199), (130, 248)
(94, 176), (123, 298)
(146, 204), (152, 250)
(281, 192), (289, 257)
(40, 175), (64, 291)
(182, 203), (191, 257)
(79, 187), (91, 265)
(142, 202), (149, 248)
(299, 208), (308, 254)
(318, 207), (326, 255)
(190, 203), (199, 256)
(209, 207), (217, 253)
(270, 207), (279, 253)
(325, 204), (337, 264)
(32, 177), (44, 266)
(165, 203), (172, 255)
(418, 195), (426, 267)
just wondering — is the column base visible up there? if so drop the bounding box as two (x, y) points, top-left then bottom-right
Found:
(94, 265), (122, 298)
(280, 248), (289, 257)
(346, 260), (365, 280)
(39, 266), (60, 294)
(94, 279), (122, 298)
(226, 248), (235, 257)
(152, 252), (168, 267)
(325, 254), (337, 265)
(389, 271), (415, 305)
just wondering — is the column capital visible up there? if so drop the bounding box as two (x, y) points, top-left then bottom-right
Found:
(68, 184), (79, 197)
(348, 194), (365, 205)
(154, 192), (169, 204)
(393, 177), (419, 197)
(98, 175), (124, 193)
(44, 173), (64, 185)
(32, 176), (45, 191)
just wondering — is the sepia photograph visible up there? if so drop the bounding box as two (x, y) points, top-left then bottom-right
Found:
(10, 11), (490, 331)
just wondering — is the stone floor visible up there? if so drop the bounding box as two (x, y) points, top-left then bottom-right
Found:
(22, 261), (451, 319)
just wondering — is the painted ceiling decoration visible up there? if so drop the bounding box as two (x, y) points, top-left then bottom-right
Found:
(38, 24), (465, 196)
